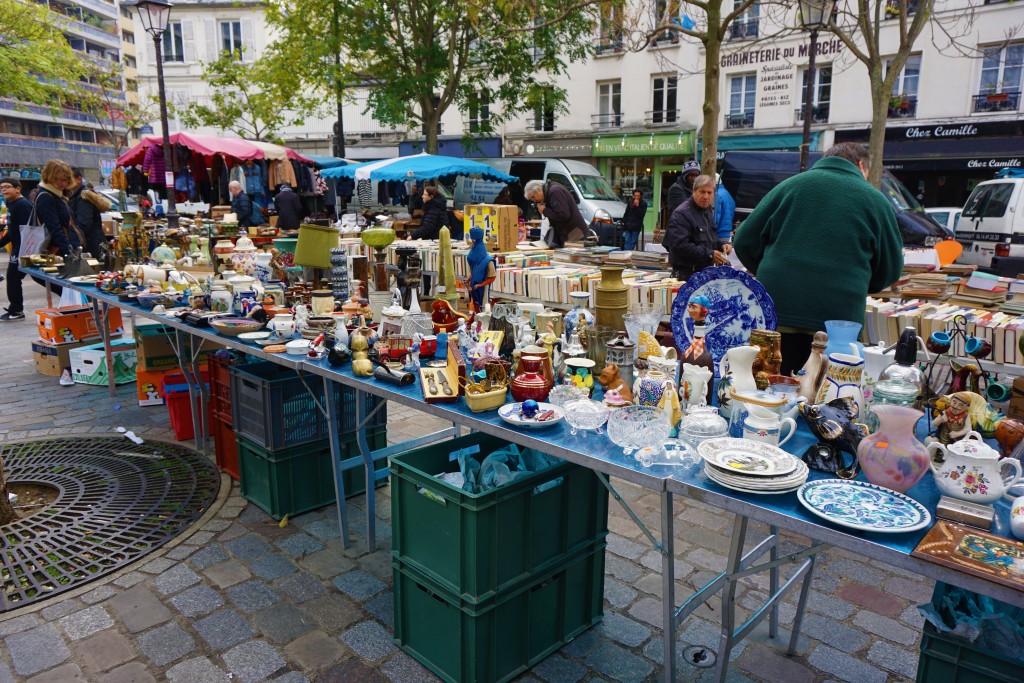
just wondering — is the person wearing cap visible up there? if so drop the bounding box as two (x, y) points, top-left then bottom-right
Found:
(662, 174), (732, 280)
(465, 226), (496, 312)
(273, 183), (304, 230)
(714, 173), (736, 242)
(666, 159), (702, 216)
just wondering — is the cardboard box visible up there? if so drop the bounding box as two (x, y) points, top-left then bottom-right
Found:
(31, 339), (90, 377)
(1009, 376), (1024, 420)
(70, 338), (138, 386)
(133, 322), (223, 371)
(464, 204), (519, 253)
(102, 220), (114, 236)
(36, 306), (124, 344)
(210, 205), (231, 221)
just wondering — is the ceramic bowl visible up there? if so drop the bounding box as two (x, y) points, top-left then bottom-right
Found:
(238, 331), (272, 343)
(135, 292), (170, 310)
(210, 317), (264, 337)
(607, 405), (671, 455)
(285, 339), (310, 356)
(564, 399), (609, 435)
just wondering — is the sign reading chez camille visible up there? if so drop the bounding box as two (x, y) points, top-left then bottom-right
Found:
(837, 120), (1024, 144)
(592, 131), (695, 157)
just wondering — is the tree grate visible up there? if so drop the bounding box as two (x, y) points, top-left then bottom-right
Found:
(1, 437), (221, 611)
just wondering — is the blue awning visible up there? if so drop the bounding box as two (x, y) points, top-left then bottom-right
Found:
(306, 155), (350, 169)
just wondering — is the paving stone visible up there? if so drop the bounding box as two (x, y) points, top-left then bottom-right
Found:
(74, 630), (135, 675)
(205, 561), (252, 588)
(25, 662), (86, 682)
(597, 612), (652, 648)
(137, 622), (195, 667)
(583, 641), (655, 683)
(737, 645), (814, 683)
(827, 557), (887, 586)
(298, 547), (355, 579)
(276, 533), (325, 558)
(801, 614), (869, 654)
(189, 543), (229, 569)
(379, 652), (439, 683)
(80, 585), (118, 604)
(365, 592), (394, 629)
(333, 569), (387, 601)
(300, 593), (365, 634)
(274, 674), (311, 683)
(340, 620), (398, 661)
(606, 534), (647, 560)
(852, 610), (919, 646)
(153, 564), (202, 595)
(899, 603), (926, 628)
(228, 580), (280, 613)
(355, 550), (393, 582)
(59, 605), (114, 640)
(165, 545), (196, 561)
(112, 572), (146, 589)
(226, 534), (275, 561)
(276, 571), (327, 603)
(885, 576), (935, 603)
(138, 557), (175, 574)
(284, 630), (346, 670)
(837, 581), (905, 617)
(5, 624), (70, 676)
(170, 584), (225, 617)
(737, 591), (796, 625)
(241, 504), (275, 524)
(605, 555), (643, 582)
(202, 518), (232, 532)
(810, 570), (842, 594)
(627, 596), (668, 628)
(319, 658), (387, 683)
(166, 656), (227, 683)
(254, 603), (314, 644)
(807, 644), (887, 683)
(678, 617), (749, 660)
(40, 600), (81, 622)
(97, 662), (157, 683)
(529, 652), (587, 683)
(867, 640), (918, 679)
(250, 553), (299, 580)
(222, 640), (287, 683)
(301, 518), (343, 542)
(218, 523), (250, 542)
(0, 614), (41, 637)
(637, 551), (695, 579)
(688, 547), (728, 571)
(634, 574), (665, 599)
(194, 610), (254, 651)
(604, 578), (638, 609)
(806, 591), (856, 620)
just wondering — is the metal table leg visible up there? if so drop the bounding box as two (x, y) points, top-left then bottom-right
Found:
(172, 329), (205, 454)
(661, 489), (676, 683)
(322, 377), (352, 549)
(87, 298), (116, 397)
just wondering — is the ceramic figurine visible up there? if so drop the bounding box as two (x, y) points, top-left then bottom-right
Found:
(563, 291), (595, 340)
(749, 329), (782, 390)
(431, 298), (468, 334)
(465, 227), (496, 312)
(793, 331), (829, 402)
(928, 392), (980, 445)
(681, 296), (715, 404)
(799, 397), (870, 460)
(633, 370), (682, 427)
(350, 333), (374, 377)
(597, 363), (634, 404)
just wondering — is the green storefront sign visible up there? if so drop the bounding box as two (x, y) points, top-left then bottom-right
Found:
(593, 131), (695, 157)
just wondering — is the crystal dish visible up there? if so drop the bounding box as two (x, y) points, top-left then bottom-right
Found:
(607, 405), (670, 455)
(563, 399), (609, 435)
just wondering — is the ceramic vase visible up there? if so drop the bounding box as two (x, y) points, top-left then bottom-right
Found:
(824, 320), (864, 359)
(564, 357), (596, 396)
(595, 266), (628, 332)
(563, 291), (595, 339)
(330, 248), (349, 300)
(632, 370), (681, 427)
(253, 251), (273, 282)
(749, 329), (782, 390)
(511, 355), (550, 402)
(271, 313), (297, 339)
(717, 345), (760, 420)
(231, 250), (257, 277)
(311, 290), (335, 317)
(857, 405), (929, 493)
(681, 363), (714, 412)
(210, 283), (232, 313)
(522, 344), (556, 389)
(817, 352), (866, 419)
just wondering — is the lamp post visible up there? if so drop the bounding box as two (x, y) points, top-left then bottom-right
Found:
(129, 0), (178, 229)
(798, 0), (835, 173)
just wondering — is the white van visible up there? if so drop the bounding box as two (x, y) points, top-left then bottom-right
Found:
(454, 158), (626, 225)
(955, 176), (1024, 274)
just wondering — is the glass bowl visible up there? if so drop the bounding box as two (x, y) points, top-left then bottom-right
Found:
(548, 384), (589, 407)
(607, 405), (670, 455)
(678, 406), (730, 449)
(564, 399), (609, 435)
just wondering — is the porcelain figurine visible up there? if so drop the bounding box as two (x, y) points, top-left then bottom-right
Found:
(597, 363), (633, 404)
(717, 345), (759, 420)
(749, 329), (782, 390)
(799, 397), (870, 460)
(465, 227), (496, 312)
(929, 431), (1023, 505)
(680, 297), (715, 400)
(793, 331), (829, 402)
(633, 370), (682, 427)
(563, 291), (595, 340)
(350, 333), (374, 377)
(927, 392), (979, 445)
(680, 363), (713, 413)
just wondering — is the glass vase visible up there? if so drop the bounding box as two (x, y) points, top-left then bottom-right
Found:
(824, 320), (865, 359)
(857, 405), (929, 493)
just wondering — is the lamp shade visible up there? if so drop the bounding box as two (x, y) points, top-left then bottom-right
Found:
(798, 0), (834, 30)
(131, 0), (174, 35)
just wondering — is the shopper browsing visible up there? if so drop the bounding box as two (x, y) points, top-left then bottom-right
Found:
(0, 178), (32, 321)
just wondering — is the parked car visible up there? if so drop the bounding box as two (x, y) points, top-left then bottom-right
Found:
(924, 207), (963, 234)
(954, 171), (1024, 274)
(721, 151), (952, 246)
(97, 189), (140, 214)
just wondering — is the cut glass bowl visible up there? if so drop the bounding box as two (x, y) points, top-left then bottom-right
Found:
(607, 405), (670, 456)
(564, 399), (609, 435)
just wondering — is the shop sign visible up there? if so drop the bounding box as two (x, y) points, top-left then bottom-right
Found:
(592, 131), (694, 157)
(720, 37), (845, 67)
(521, 137), (593, 157)
(837, 120), (1024, 144)
(967, 158), (1023, 169)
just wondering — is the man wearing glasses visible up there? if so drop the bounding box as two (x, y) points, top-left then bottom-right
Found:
(0, 178), (33, 321)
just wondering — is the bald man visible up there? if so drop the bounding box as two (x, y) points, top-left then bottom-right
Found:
(228, 180), (253, 228)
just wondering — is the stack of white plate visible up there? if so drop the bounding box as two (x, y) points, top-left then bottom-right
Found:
(697, 438), (808, 495)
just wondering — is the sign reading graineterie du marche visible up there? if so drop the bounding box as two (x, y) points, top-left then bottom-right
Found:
(719, 37), (846, 68)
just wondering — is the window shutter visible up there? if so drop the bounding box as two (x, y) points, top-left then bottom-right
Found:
(183, 21), (196, 63)
(205, 19), (218, 60)
(241, 19), (254, 61)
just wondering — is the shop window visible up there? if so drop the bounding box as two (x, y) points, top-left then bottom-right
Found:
(975, 42), (1022, 112)
(728, 1), (759, 41)
(650, 76), (678, 124)
(797, 65), (831, 123)
(220, 20), (243, 60)
(468, 90), (490, 132)
(727, 74), (755, 129)
(162, 21), (184, 63)
(595, 81), (622, 128)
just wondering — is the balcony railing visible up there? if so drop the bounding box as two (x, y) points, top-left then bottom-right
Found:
(725, 112), (754, 129)
(593, 31), (624, 55)
(74, 0), (118, 19)
(887, 97), (918, 118)
(728, 20), (759, 41)
(58, 16), (121, 47)
(645, 109), (680, 126)
(972, 92), (1021, 113)
(794, 104), (831, 124)
(592, 112), (622, 130)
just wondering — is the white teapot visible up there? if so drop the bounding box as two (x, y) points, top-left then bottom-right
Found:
(928, 431), (1022, 505)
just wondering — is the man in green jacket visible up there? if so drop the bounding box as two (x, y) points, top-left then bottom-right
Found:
(733, 143), (903, 374)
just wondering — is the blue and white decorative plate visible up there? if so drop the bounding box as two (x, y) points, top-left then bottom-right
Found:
(797, 479), (931, 533)
(670, 266), (777, 369)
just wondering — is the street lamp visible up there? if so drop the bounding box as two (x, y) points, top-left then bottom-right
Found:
(798, 0), (835, 172)
(129, 0), (179, 229)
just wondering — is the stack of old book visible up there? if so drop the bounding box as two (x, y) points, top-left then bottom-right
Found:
(947, 271), (1008, 308)
(900, 271), (955, 300)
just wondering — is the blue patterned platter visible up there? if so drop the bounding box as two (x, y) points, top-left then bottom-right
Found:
(797, 479), (931, 533)
(670, 266), (777, 369)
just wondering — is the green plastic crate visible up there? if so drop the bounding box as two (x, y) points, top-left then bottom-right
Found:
(237, 427), (387, 520)
(389, 432), (608, 603)
(917, 583), (1024, 683)
(393, 542), (605, 683)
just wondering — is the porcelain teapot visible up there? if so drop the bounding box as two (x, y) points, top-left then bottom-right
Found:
(928, 431), (1022, 505)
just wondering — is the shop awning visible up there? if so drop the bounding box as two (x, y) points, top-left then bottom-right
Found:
(306, 155), (351, 169)
(700, 132), (820, 156)
(880, 137), (1024, 172)
(116, 133), (312, 166)
(320, 152), (515, 183)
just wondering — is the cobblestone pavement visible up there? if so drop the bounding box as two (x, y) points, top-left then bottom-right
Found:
(0, 285), (930, 682)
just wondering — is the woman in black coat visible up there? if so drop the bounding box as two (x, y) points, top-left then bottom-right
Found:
(36, 160), (81, 257)
(411, 186), (448, 240)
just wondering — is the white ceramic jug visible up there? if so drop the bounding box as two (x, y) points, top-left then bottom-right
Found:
(271, 313), (297, 340)
(929, 431), (1022, 505)
(717, 345), (759, 420)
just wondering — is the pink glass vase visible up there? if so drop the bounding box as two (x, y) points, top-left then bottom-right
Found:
(857, 405), (929, 493)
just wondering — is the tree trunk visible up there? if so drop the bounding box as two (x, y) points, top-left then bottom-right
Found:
(866, 66), (888, 189)
(700, 4), (723, 174)
(424, 111), (440, 155)
(0, 458), (18, 526)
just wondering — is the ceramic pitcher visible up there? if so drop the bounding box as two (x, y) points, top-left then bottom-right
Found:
(816, 352), (866, 419)
(717, 345), (759, 420)
(271, 313), (297, 339)
(680, 363), (713, 412)
(928, 431), (1023, 505)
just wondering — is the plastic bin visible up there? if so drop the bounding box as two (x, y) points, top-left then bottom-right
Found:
(916, 582), (1024, 683)
(209, 351), (247, 425)
(212, 414), (239, 480)
(162, 369), (210, 441)
(393, 542), (605, 683)
(237, 427), (388, 520)
(389, 432), (609, 602)
(332, 382), (388, 432)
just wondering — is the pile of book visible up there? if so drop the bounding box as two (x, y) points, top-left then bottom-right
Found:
(899, 271), (955, 300)
(947, 271), (1009, 308)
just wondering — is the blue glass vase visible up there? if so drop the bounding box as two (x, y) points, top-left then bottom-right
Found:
(824, 320), (864, 359)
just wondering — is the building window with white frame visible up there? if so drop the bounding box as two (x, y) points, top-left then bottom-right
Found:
(885, 54), (920, 118)
(468, 89), (490, 132)
(220, 20), (243, 60)
(595, 81), (622, 128)
(797, 65), (832, 124)
(162, 21), (184, 63)
(727, 73), (756, 128)
(650, 75), (678, 124)
(729, 1), (759, 41)
(975, 42), (1022, 112)
(532, 87), (555, 132)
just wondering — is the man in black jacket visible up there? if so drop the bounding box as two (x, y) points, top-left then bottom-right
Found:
(524, 179), (588, 247)
(273, 184), (304, 230)
(229, 181), (253, 228)
(0, 178), (33, 320)
(662, 174), (731, 279)
(621, 189), (647, 251)
(68, 168), (105, 258)
(666, 159), (701, 216)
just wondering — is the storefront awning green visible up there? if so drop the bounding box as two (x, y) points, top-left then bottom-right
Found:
(698, 132), (820, 157)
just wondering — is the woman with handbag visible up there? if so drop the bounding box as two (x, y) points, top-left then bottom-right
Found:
(36, 160), (80, 258)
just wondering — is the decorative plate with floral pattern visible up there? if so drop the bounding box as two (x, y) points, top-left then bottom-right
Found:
(797, 479), (931, 533)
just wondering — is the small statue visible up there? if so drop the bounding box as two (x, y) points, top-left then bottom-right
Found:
(799, 397), (869, 462)
(928, 392), (977, 445)
(465, 227), (496, 313)
(597, 363), (633, 404)
(431, 298), (468, 333)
